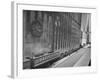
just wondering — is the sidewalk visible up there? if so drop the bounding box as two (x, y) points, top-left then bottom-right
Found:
(51, 47), (91, 67)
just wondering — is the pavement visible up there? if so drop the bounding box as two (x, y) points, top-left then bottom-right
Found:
(51, 46), (91, 68)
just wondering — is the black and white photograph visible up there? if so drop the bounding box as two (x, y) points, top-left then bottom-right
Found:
(23, 10), (91, 69)
(10, 1), (97, 78)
